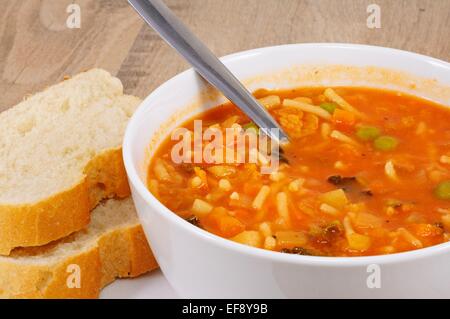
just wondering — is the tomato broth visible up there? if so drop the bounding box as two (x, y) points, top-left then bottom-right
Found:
(148, 87), (450, 257)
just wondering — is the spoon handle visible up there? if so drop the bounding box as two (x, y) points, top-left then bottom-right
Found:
(128, 0), (289, 143)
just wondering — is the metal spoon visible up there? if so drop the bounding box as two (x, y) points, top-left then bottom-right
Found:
(128, 0), (289, 144)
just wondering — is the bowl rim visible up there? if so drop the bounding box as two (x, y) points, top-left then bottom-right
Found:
(123, 43), (450, 267)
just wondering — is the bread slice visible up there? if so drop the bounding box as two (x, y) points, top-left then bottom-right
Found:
(0, 69), (141, 254)
(0, 198), (157, 298)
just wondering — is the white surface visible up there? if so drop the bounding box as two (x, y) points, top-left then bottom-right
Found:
(124, 44), (450, 298)
(101, 270), (178, 299)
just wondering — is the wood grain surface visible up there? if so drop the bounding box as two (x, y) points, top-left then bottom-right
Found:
(1, 0), (449, 111)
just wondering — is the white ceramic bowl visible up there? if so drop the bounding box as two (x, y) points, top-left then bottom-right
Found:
(123, 44), (450, 298)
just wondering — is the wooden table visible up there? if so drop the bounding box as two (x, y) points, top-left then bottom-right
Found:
(1, 0), (449, 111)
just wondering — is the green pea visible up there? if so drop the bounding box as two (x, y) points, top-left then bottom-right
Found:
(374, 135), (398, 151)
(434, 181), (450, 200)
(356, 126), (381, 141)
(242, 122), (259, 133)
(320, 102), (337, 114)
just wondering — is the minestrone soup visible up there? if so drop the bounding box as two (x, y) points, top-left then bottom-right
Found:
(148, 87), (450, 257)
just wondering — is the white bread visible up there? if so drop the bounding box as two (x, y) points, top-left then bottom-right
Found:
(0, 198), (158, 299)
(0, 69), (141, 254)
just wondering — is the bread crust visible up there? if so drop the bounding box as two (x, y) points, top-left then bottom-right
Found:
(0, 147), (131, 255)
(0, 224), (158, 299)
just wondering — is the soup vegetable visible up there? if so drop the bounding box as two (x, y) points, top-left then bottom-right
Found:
(148, 87), (450, 257)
